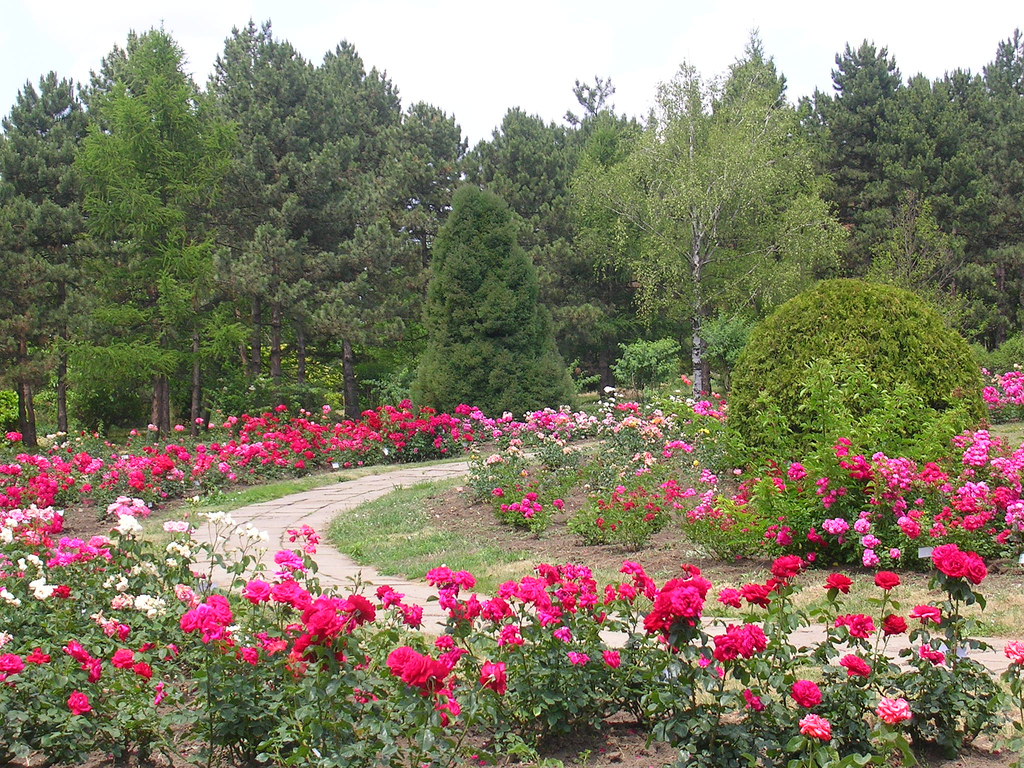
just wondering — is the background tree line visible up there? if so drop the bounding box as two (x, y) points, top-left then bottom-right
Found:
(2, 22), (1023, 445)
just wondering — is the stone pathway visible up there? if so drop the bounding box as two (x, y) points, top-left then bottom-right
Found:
(192, 460), (1014, 675)
(192, 461), (470, 617)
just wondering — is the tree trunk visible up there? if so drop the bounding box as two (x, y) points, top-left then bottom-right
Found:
(17, 382), (37, 448)
(15, 335), (37, 446)
(270, 302), (282, 382)
(151, 375), (171, 439)
(190, 328), (202, 437)
(690, 323), (706, 396)
(598, 343), (614, 389)
(296, 326), (307, 385)
(56, 352), (68, 434)
(690, 242), (709, 396)
(56, 280), (68, 433)
(249, 296), (262, 376)
(342, 338), (360, 419)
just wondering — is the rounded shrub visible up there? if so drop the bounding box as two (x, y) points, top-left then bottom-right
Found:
(728, 279), (984, 462)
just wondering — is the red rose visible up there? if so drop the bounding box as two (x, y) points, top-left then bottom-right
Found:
(0, 653), (25, 676)
(839, 654), (871, 677)
(717, 588), (742, 608)
(132, 662), (153, 679)
(111, 648), (134, 669)
(882, 614), (908, 635)
(931, 543), (969, 578)
(243, 579), (271, 604)
(387, 646), (448, 693)
(743, 688), (765, 711)
(771, 555), (803, 580)
(740, 582), (772, 608)
(479, 661), (507, 695)
(25, 648), (50, 664)
(63, 640), (91, 663)
(271, 579), (310, 610)
(964, 553), (987, 585)
(643, 579), (707, 634)
(68, 690), (91, 715)
(341, 594), (376, 627)
(874, 571), (900, 590)
(791, 679), (822, 708)
(836, 613), (875, 639)
(824, 573), (852, 594)
(712, 632), (741, 662)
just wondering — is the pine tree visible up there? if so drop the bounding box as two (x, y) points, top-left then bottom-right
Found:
(808, 40), (903, 270)
(412, 186), (573, 415)
(0, 72), (88, 443)
(467, 100), (641, 387)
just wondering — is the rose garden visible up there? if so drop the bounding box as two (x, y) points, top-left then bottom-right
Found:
(7, 18), (1024, 768)
(3, 352), (1024, 766)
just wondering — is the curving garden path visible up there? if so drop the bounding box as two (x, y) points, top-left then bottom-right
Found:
(193, 460), (1013, 675)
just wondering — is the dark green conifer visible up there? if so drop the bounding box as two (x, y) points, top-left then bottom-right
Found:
(412, 186), (573, 415)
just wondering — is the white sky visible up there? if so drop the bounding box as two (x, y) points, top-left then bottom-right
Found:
(1, 0), (1021, 147)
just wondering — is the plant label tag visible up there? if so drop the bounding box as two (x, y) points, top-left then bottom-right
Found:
(1018, 552), (1024, 565)
(332, 462), (340, 470)
(917, 547), (934, 559)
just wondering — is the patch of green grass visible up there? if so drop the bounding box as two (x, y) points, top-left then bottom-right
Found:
(990, 420), (1024, 448)
(327, 479), (533, 595)
(136, 458), (467, 545)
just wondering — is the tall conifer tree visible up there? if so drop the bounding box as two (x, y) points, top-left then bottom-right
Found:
(413, 185), (573, 415)
(77, 29), (233, 435)
(0, 73), (88, 443)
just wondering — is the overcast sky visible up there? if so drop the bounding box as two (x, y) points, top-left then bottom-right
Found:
(1, 0), (1021, 147)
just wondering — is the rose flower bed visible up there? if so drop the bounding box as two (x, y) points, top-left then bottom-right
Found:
(1, 499), (1023, 766)
(1, 402), (475, 514)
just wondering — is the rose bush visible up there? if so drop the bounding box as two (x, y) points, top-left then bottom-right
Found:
(1, 402), (476, 513)
(2, 498), (1022, 766)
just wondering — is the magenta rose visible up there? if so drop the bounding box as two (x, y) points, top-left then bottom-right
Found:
(68, 690), (91, 715)
(791, 679), (822, 708)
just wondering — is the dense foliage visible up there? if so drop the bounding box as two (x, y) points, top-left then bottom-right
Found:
(4, 21), (1024, 446)
(728, 279), (984, 461)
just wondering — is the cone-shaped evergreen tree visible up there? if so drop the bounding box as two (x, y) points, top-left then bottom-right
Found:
(413, 186), (573, 415)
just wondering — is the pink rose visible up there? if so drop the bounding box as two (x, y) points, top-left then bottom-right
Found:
(243, 579), (272, 604)
(1004, 641), (1024, 665)
(876, 697), (912, 724)
(799, 713), (832, 741)
(909, 605), (941, 624)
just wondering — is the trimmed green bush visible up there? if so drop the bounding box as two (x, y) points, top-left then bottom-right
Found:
(728, 279), (984, 462)
(412, 186), (573, 416)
